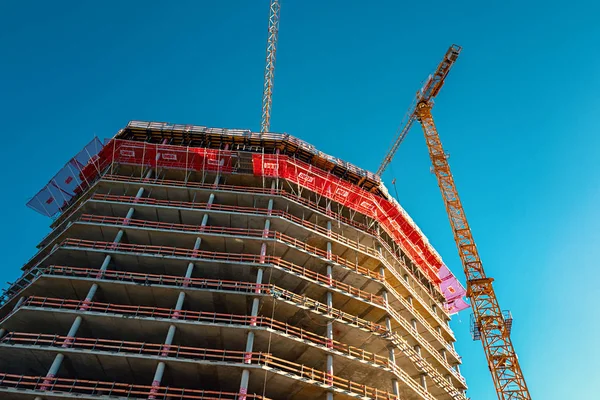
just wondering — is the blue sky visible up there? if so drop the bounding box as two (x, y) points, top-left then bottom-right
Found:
(1, 1), (599, 398)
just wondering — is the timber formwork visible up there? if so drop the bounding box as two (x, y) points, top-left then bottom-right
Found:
(0, 121), (467, 400)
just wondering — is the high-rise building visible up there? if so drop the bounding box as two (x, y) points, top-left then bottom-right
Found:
(0, 121), (468, 400)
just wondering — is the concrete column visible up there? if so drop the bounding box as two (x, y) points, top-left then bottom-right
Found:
(149, 233), (202, 397)
(124, 186), (145, 224)
(379, 266), (388, 303)
(379, 264), (393, 340)
(83, 284), (98, 304)
(239, 267), (263, 396)
(239, 369), (251, 399)
(411, 318), (417, 331)
(14, 296), (25, 309)
(161, 324), (177, 355)
(326, 221), (333, 260)
(326, 389), (334, 400)
(379, 266), (392, 331)
(201, 213), (209, 227)
(61, 316), (82, 347)
(414, 344), (421, 355)
(441, 348), (447, 362)
(207, 193), (215, 208)
(388, 346), (400, 396)
(45, 353), (64, 379)
(171, 292), (186, 319)
(414, 345), (426, 390)
(149, 288), (186, 395)
(112, 229), (125, 244)
(43, 191), (135, 381)
(146, 171), (214, 394)
(325, 219), (334, 399)
(85, 226), (125, 306)
(148, 361), (166, 399)
(245, 269), (263, 348)
(380, 264), (399, 396)
(325, 288), (333, 385)
(326, 264), (334, 348)
(239, 181), (275, 397)
(97, 254), (112, 274)
(152, 361), (166, 385)
(38, 171), (152, 393)
(144, 168), (154, 180)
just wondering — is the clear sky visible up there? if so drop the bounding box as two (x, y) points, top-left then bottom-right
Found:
(1, 1), (599, 398)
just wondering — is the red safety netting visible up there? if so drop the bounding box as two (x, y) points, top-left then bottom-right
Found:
(29, 139), (467, 310)
(253, 153), (441, 283)
(251, 153), (468, 310)
(80, 140), (234, 183)
(27, 137), (104, 217)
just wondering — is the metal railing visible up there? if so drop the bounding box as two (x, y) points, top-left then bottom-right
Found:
(0, 373), (267, 399)
(88, 192), (455, 337)
(79, 214), (383, 281)
(9, 297), (411, 390)
(47, 265), (383, 307)
(102, 173), (379, 234)
(95, 178), (447, 307)
(49, 177), (447, 317)
(78, 211), (457, 345)
(102, 174), (442, 284)
(56, 238), (461, 369)
(0, 332), (399, 400)
(13, 295), (464, 396)
(3, 236), (459, 375)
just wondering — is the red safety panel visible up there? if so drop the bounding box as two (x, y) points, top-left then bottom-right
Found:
(252, 154), (288, 177)
(252, 153), (442, 284)
(75, 140), (445, 285)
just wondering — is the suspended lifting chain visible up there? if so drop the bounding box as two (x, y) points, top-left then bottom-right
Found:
(415, 102), (532, 400)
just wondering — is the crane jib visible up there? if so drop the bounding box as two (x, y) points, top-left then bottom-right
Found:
(376, 44), (461, 176)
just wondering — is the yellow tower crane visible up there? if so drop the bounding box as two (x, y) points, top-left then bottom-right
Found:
(377, 45), (532, 399)
(260, 0), (281, 133)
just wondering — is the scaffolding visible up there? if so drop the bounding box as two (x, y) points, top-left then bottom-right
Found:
(0, 123), (469, 400)
(45, 137), (465, 301)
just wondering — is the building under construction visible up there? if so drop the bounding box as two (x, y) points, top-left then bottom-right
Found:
(0, 121), (469, 400)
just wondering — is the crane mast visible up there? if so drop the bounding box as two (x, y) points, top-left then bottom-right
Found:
(260, 0), (281, 133)
(378, 46), (532, 399)
(416, 102), (531, 399)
